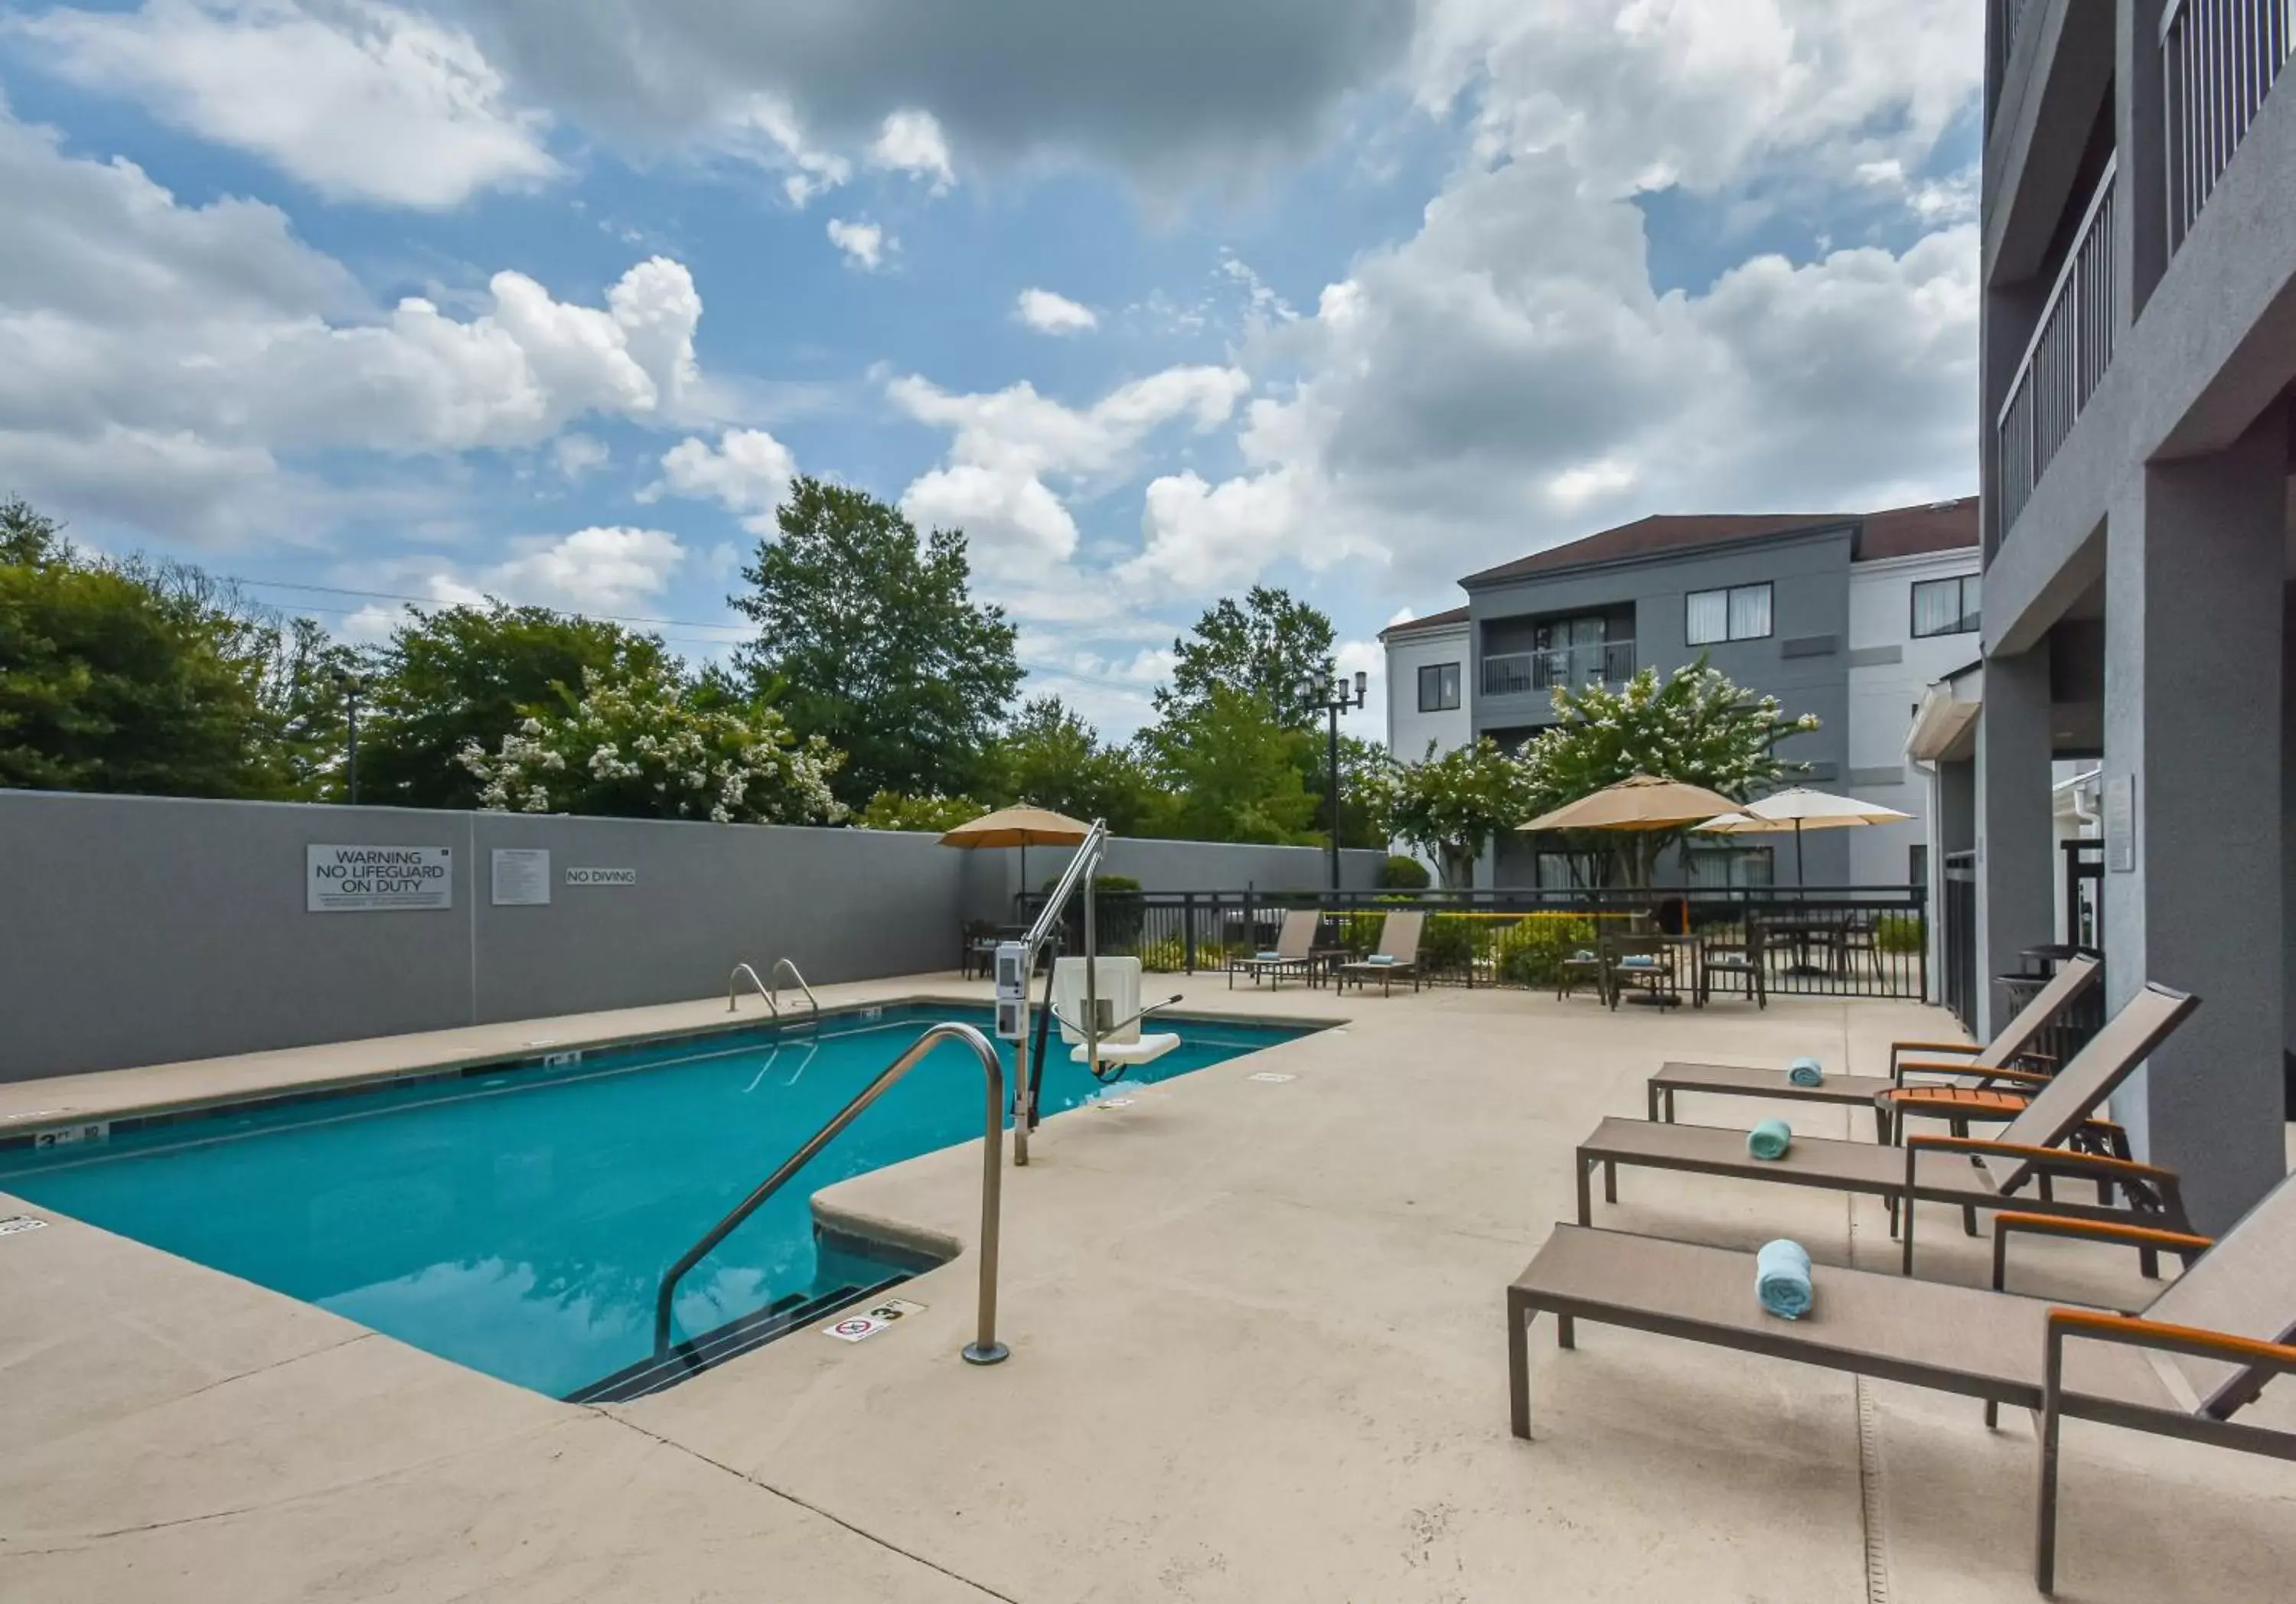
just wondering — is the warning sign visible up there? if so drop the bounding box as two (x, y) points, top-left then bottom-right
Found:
(308, 845), (453, 912)
(822, 1298), (927, 1342)
(0, 1215), (47, 1237)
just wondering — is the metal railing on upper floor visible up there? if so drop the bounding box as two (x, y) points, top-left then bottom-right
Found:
(2163, 0), (2294, 256)
(1995, 155), (2119, 539)
(1480, 641), (1636, 699)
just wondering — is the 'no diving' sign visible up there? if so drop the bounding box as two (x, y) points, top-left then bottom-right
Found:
(823, 1299), (927, 1342)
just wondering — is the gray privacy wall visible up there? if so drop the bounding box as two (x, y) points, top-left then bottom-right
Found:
(957, 834), (1385, 924)
(0, 790), (1383, 1081)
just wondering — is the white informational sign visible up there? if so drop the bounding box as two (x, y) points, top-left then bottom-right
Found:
(822, 1298), (928, 1343)
(32, 1121), (109, 1149)
(564, 866), (637, 888)
(1247, 1071), (1296, 1084)
(0, 1216), (47, 1237)
(2104, 775), (2135, 873)
(307, 845), (453, 913)
(491, 848), (552, 907)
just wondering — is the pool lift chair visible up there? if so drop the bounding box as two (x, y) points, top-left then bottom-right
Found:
(997, 819), (1181, 1167)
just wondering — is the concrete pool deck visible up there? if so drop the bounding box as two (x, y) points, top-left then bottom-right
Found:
(3, 974), (2291, 1602)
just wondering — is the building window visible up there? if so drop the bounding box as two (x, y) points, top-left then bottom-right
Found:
(1686, 582), (1773, 645)
(1910, 844), (1929, 888)
(1911, 575), (1981, 637)
(1417, 661), (1461, 712)
(1686, 846), (1775, 889)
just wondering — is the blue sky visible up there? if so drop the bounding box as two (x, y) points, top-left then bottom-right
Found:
(0, 0), (1985, 737)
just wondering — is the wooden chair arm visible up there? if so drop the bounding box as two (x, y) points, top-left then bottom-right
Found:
(1963, 1066), (2053, 1087)
(1891, 1039), (1981, 1073)
(1905, 1135), (2174, 1182)
(2047, 1309), (2296, 1370)
(1991, 1214), (2213, 1290)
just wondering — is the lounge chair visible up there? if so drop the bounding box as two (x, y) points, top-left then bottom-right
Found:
(1578, 983), (2200, 1273)
(1646, 952), (2102, 1140)
(1336, 911), (1424, 996)
(1228, 909), (1319, 989)
(1507, 1170), (2296, 1593)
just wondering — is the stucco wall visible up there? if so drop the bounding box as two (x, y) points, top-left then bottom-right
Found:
(0, 791), (1378, 1081)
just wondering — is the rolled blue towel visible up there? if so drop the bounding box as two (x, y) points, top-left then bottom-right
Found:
(1788, 1056), (1824, 1087)
(1254, 950), (1280, 960)
(1619, 954), (1657, 968)
(1573, 949), (1596, 962)
(1368, 954), (1397, 966)
(1756, 1238), (1814, 1320)
(1746, 1118), (1792, 1160)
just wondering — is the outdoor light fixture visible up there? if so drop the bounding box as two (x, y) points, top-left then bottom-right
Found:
(1299, 667), (1371, 890)
(331, 667), (367, 806)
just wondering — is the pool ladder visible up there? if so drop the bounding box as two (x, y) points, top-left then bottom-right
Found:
(728, 957), (820, 1018)
(651, 1020), (1009, 1369)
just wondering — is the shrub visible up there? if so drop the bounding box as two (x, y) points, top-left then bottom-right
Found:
(1418, 914), (1476, 973)
(1141, 934), (1229, 973)
(1492, 915), (1600, 988)
(1042, 872), (1146, 949)
(1378, 854), (1432, 889)
(1873, 913), (1926, 955)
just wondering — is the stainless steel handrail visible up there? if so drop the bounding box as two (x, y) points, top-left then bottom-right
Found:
(728, 963), (778, 1016)
(651, 1021), (1009, 1365)
(1025, 820), (1107, 949)
(768, 957), (820, 1016)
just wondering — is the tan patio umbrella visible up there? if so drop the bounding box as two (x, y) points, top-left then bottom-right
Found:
(1520, 774), (1743, 833)
(1692, 786), (1912, 882)
(939, 804), (1094, 908)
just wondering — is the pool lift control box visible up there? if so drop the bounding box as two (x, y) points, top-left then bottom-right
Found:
(993, 941), (1029, 1041)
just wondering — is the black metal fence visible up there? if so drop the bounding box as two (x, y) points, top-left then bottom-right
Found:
(1013, 882), (1931, 1000)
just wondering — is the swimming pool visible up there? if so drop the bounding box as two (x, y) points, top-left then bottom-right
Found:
(0, 1004), (1309, 1398)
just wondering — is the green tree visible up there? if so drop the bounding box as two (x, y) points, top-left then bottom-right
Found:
(732, 478), (1022, 807)
(983, 695), (1156, 832)
(1153, 586), (1336, 728)
(1519, 660), (1819, 885)
(856, 790), (990, 833)
(256, 615), (364, 800)
(458, 659), (844, 823)
(1366, 737), (1538, 888)
(360, 603), (670, 810)
(0, 500), (281, 798)
(1138, 682), (1317, 844)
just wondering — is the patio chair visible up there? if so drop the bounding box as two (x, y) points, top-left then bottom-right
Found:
(1507, 1169), (2296, 1594)
(1336, 911), (1424, 996)
(1228, 908), (1318, 989)
(1577, 983), (2200, 1273)
(1693, 916), (1766, 1009)
(1603, 931), (1681, 1011)
(1648, 953), (2102, 1139)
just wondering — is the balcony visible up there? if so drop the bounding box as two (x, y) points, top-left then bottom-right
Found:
(1994, 155), (2118, 538)
(1994, 0), (2035, 81)
(1481, 641), (1636, 700)
(2164, 0), (2294, 255)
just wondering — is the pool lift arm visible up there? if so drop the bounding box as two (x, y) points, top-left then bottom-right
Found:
(1002, 818), (1110, 1167)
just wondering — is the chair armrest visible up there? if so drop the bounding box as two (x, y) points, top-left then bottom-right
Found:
(2047, 1309), (2296, 1374)
(1906, 1134), (2175, 1181)
(1991, 1213), (2213, 1291)
(1963, 1066), (2053, 1088)
(1891, 1039), (1981, 1073)
(1894, 1055), (2002, 1086)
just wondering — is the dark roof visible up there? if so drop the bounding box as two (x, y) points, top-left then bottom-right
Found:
(1377, 605), (1469, 641)
(1856, 497), (1981, 559)
(1457, 495), (1978, 588)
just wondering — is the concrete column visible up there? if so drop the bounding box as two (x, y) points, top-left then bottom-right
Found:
(1975, 647), (2056, 1038)
(2102, 403), (2288, 1231)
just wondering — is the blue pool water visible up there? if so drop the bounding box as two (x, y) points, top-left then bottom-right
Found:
(0, 1005), (1307, 1397)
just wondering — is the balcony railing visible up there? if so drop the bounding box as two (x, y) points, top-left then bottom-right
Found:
(2163, 0), (2294, 254)
(1481, 641), (1636, 699)
(1994, 155), (2118, 537)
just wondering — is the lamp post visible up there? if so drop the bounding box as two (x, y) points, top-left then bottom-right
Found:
(1294, 669), (1368, 891)
(331, 668), (366, 804)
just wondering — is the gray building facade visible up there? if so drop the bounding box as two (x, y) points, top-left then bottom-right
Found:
(1967, 0), (2296, 1230)
(1435, 502), (1978, 888)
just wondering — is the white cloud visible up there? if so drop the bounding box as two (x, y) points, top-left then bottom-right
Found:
(0, 99), (717, 546)
(717, 95), (852, 207)
(647, 428), (798, 531)
(1140, 151), (1978, 601)
(18, 0), (562, 208)
(826, 217), (889, 270)
(868, 109), (954, 190)
(551, 432), (608, 481)
(890, 364), (1247, 582)
(1016, 288), (1098, 335)
(479, 525), (686, 612)
(1336, 636), (1387, 732)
